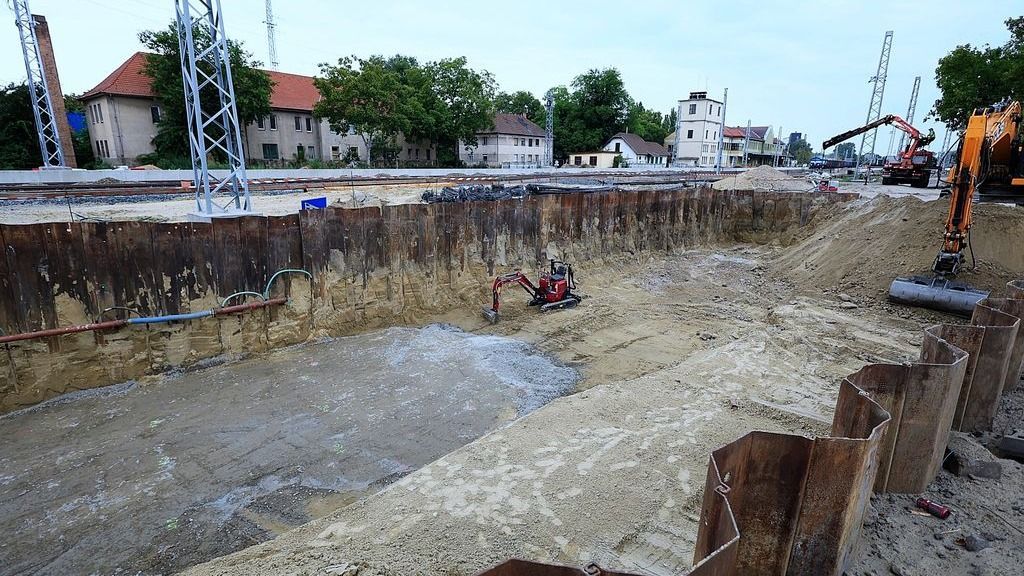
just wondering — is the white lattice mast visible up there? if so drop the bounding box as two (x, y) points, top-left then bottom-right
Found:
(11, 0), (65, 168)
(897, 76), (921, 153)
(264, 0), (278, 70)
(714, 88), (727, 173)
(856, 30), (893, 177)
(176, 0), (252, 218)
(544, 89), (554, 167)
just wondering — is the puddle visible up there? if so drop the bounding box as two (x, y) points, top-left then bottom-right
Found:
(0, 324), (578, 575)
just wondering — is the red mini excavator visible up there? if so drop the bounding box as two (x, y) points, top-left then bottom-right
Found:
(482, 260), (582, 323)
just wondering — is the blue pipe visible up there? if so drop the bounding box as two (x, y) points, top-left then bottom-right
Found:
(127, 310), (215, 325)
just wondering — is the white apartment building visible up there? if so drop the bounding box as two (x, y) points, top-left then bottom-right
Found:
(668, 91), (724, 167)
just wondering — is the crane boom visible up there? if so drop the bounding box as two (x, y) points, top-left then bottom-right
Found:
(823, 114), (919, 151)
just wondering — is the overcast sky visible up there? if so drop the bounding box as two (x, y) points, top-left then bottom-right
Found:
(1, 0), (1018, 153)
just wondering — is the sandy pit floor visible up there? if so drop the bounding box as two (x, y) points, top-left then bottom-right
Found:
(0, 326), (577, 575)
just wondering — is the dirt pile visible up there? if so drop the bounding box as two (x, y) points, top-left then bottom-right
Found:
(712, 165), (811, 192)
(774, 195), (1024, 301)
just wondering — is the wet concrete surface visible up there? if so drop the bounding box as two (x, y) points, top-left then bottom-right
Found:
(0, 324), (577, 575)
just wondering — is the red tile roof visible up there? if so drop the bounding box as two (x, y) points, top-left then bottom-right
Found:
(83, 52), (320, 112)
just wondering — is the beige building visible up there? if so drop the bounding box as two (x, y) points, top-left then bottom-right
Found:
(460, 113), (547, 168)
(568, 151), (619, 168)
(82, 52), (434, 167)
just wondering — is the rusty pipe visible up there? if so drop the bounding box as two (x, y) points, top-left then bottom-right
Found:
(0, 319), (128, 344)
(215, 297), (287, 315)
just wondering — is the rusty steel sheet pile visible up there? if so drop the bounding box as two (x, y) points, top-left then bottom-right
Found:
(478, 280), (1024, 576)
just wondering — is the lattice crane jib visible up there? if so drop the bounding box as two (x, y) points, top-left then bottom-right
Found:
(176, 0), (252, 218)
(11, 0), (65, 168)
(544, 89), (554, 167)
(857, 30), (893, 177)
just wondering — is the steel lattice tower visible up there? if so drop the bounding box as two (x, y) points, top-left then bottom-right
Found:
(856, 30), (893, 177)
(12, 0), (65, 168)
(176, 0), (252, 218)
(544, 89), (554, 167)
(264, 0), (278, 70)
(897, 76), (921, 153)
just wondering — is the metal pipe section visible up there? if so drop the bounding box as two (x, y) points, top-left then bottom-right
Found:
(0, 298), (288, 344)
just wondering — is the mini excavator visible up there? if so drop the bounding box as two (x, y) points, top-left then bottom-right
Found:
(482, 260), (582, 323)
(888, 100), (1024, 315)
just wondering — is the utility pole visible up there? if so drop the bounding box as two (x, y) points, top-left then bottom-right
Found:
(544, 89), (554, 167)
(11, 0), (67, 168)
(264, 0), (278, 70)
(856, 30), (893, 178)
(897, 76), (921, 153)
(742, 120), (751, 166)
(177, 0), (252, 219)
(774, 125), (782, 167)
(715, 88), (727, 173)
(671, 99), (683, 168)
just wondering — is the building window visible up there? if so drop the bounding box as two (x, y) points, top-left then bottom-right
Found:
(296, 144), (305, 160)
(269, 115), (277, 130)
(150, 106), (161, 123)
(614, 142), (621, 153)
(257, 116), (266, 130)
(262, 143), (279, 160)
(574, 156), (582, 166)
(415, 148), (420, 159)
(348, 146), (358, 159)
(408, 148), (413, 157)
(717, 106), (721, 116)
(308, 146), (315, 158)
(687, 130), (694, 139)
(709, 103), (712, 113)
(426, 148), (431, 160)
(481, 137), (489, 146)
(483, 154), (488, 162)
(294, 116), (302, 131)
(589, 156), (598, 166)
(331, 145), (340, 159)
(514, 138), (519, 146)
(305, 117), (313, 132)
(688, 104), (696, 114)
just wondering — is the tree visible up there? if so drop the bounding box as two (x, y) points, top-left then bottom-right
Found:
(932, 16), (1024, 129)
(0, 83), (38, 170)
(494, 90), (545, 124)
(139, 23), (273, 167)
(569, 68), (632, 151)
(64, 93), (97, 168)
(315, 55), (417, 166)
(835, 142), (856, 160)
(627, 102), (668, 144)
(789, 139), (813, 165)
(662, 107), (677, 134)
(425, 57), (497, 165)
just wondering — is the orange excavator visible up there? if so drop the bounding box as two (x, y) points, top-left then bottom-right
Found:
(889, 100), (1024, 315)
(823, 114), (937, 187)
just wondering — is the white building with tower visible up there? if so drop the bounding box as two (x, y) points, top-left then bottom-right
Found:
(667, 91), (724, 167)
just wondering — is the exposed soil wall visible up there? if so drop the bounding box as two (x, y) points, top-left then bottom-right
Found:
(0, 188), (852, 412)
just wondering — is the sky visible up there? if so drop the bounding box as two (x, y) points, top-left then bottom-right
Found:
(0, 0), (1019, 153)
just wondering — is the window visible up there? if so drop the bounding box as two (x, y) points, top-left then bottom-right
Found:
(614, 142), (621, 153)
(514, 138), (519, 146)
(574, 156), (582, 166)
(714, 131), (717, 139)
(257, 116), (266, 130)
(415, 148), (420, 159)
(96, 140), (110, 158)
(709, 104), (712, 113)
(348, 146), (358, 159)
(307, 146), (315, 158)
(705, 130), (709, 139)
(269, 115), (277, 130)
(296, 145), (305, 161)
(331, 145), (340, 159)
(262, 143), (279, 160)
(305, 117), (313, 132)
(150, 106), (161, 123)
(481, 137), (489, 146)
(717, 106), (721, 116)
(294, 116), (302, 131)
(688, 104), (696, 114)
(482, 154), (488, 163)
(687, 130), (693, 139)
(408, 148), (413, 157)
(589, 155), (598, 166)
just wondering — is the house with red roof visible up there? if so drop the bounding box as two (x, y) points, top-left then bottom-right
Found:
(459, 113), (548, 168)
(82, 52), (434, 166)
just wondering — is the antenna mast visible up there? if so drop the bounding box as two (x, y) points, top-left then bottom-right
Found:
(264, 0), (278, 70)
(856, 30), (893, 177)
(544, 89), (554, 167)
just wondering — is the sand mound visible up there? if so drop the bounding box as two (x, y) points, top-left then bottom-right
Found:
(774, 195), (1024, 299)
(712, 165), (811, 192)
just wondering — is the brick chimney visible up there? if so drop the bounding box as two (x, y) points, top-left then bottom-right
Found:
(32, 15), (77, 168)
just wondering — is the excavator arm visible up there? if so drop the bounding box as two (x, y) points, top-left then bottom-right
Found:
(933, 101), (1023, 275)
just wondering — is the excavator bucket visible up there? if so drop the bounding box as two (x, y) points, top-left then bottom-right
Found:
(888, 275), (989, 316)
(482, 307), (500, 324)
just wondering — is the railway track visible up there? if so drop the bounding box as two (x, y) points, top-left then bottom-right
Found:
(0, 170), (732, 201)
